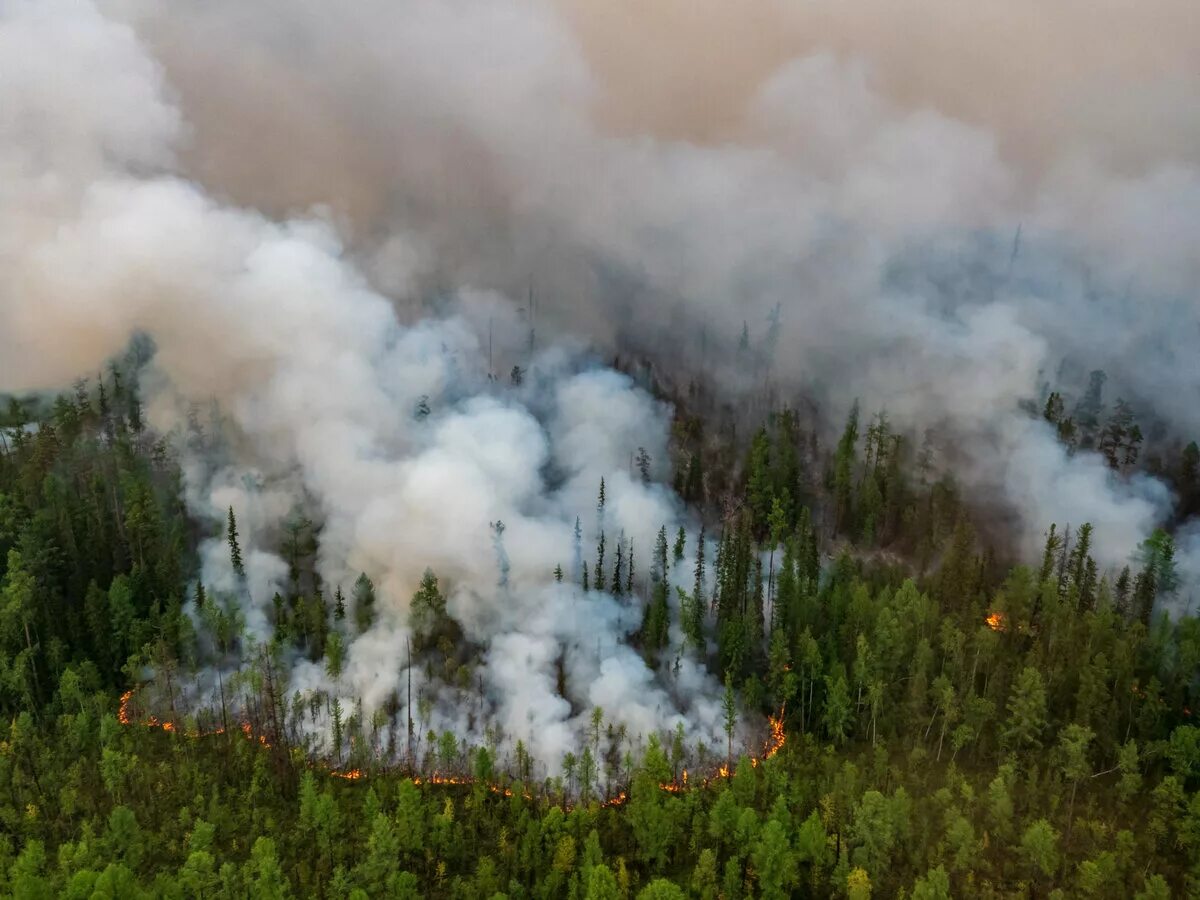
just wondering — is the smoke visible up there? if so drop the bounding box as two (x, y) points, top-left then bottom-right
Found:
(1, 0), (1197, 764)
(93, 0), (1199, 567)
(0, 0), (728, 772)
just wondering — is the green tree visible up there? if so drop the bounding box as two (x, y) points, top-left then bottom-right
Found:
(353, 572), (376, 633)
(752, 818), (796, 900)
(910, 866), (951, 900)
(227, 505), (245, 578)
(636, 880), (686, 900)
(1020, 818), (1060, 880)
(246, 837), (293, 899)
(1056, 723), (1095, 834)
(1004, 666), (1048, 753)
(722, 672), (737, 764)
(823, 673), (853, 745)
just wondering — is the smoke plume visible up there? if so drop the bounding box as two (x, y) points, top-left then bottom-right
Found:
(109, 0), (1200, 565)
(2, 0), (1198, 767)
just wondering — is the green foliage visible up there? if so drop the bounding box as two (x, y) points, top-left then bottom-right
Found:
(0, 378), (1198, 898)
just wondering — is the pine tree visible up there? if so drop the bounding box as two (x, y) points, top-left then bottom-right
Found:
(594, 531), (606, 593)
(654, 527), (669, 581)
(227, 506), (245, 578)
(746, 427), (773, 531)
(612, 535), (624, 598)
(1114, 566), (1132, 616)
(636, 447), (651, 483)
(574, 517), (584, 584)
(1043, 391), (1065, 425)
(1004, 666), (1048, 753)
(409, 569), (445, 652)
(644, 530), (672, 654)
(1039, 524), (1062, 585)
(833, 403), (860, 534)
(353, 573), (376, 634)
(722, 672), (737, 765)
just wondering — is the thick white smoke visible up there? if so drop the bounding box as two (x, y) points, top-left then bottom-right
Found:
(95, 0), (1200, 574)
(0, 0), (728, 773)
(1, 0), (1197, 771)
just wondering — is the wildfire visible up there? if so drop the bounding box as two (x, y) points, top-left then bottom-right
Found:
(117, 686), (789, 808)
(601, 791), (627, 808)
(764, 714), (786, 759)
(985, 612), (1006, 632)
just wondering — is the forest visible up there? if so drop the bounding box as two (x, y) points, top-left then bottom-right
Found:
(3, 2), (1200, 897)
(0, 361), (1197, 900)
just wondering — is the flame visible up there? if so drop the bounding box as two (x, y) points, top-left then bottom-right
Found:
(764, 714), (785, 759)
(985, 612), (1006, 632)
(117, 687), (788, 807)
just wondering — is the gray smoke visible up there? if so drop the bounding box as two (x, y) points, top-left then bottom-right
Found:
(0, 0), (730, 773)
(103, 0), (1200, 569)
(1, 0), (1198, 769)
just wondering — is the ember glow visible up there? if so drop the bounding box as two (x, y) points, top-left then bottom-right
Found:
(764, 714), (786, 759)
(119, 687), (787, 806)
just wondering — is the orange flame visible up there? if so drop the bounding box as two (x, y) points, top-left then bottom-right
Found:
(118, 687), (788, 807)
(985, 612), (1006, 632)
(117, 690), (134, 725)
(764, 714), (785, 759)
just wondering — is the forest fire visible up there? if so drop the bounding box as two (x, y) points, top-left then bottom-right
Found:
(764, 714), (785, 758)
(118, 687), (788, 807)
(986, 612), (1006, 632)
(600, 791), (628, 808)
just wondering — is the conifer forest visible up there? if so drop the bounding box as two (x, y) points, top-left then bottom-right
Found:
(1, 1), (1198, 897)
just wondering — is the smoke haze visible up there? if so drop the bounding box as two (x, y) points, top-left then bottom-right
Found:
(1, 0), (1198, 765)
(132, 0), (1200, 567)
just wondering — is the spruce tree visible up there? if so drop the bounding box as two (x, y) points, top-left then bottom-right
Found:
(227, 506), (245, 578)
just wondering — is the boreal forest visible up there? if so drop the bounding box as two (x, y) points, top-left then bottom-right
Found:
(2, 1), (1199, 898)
(0, 352), (1197, 899)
